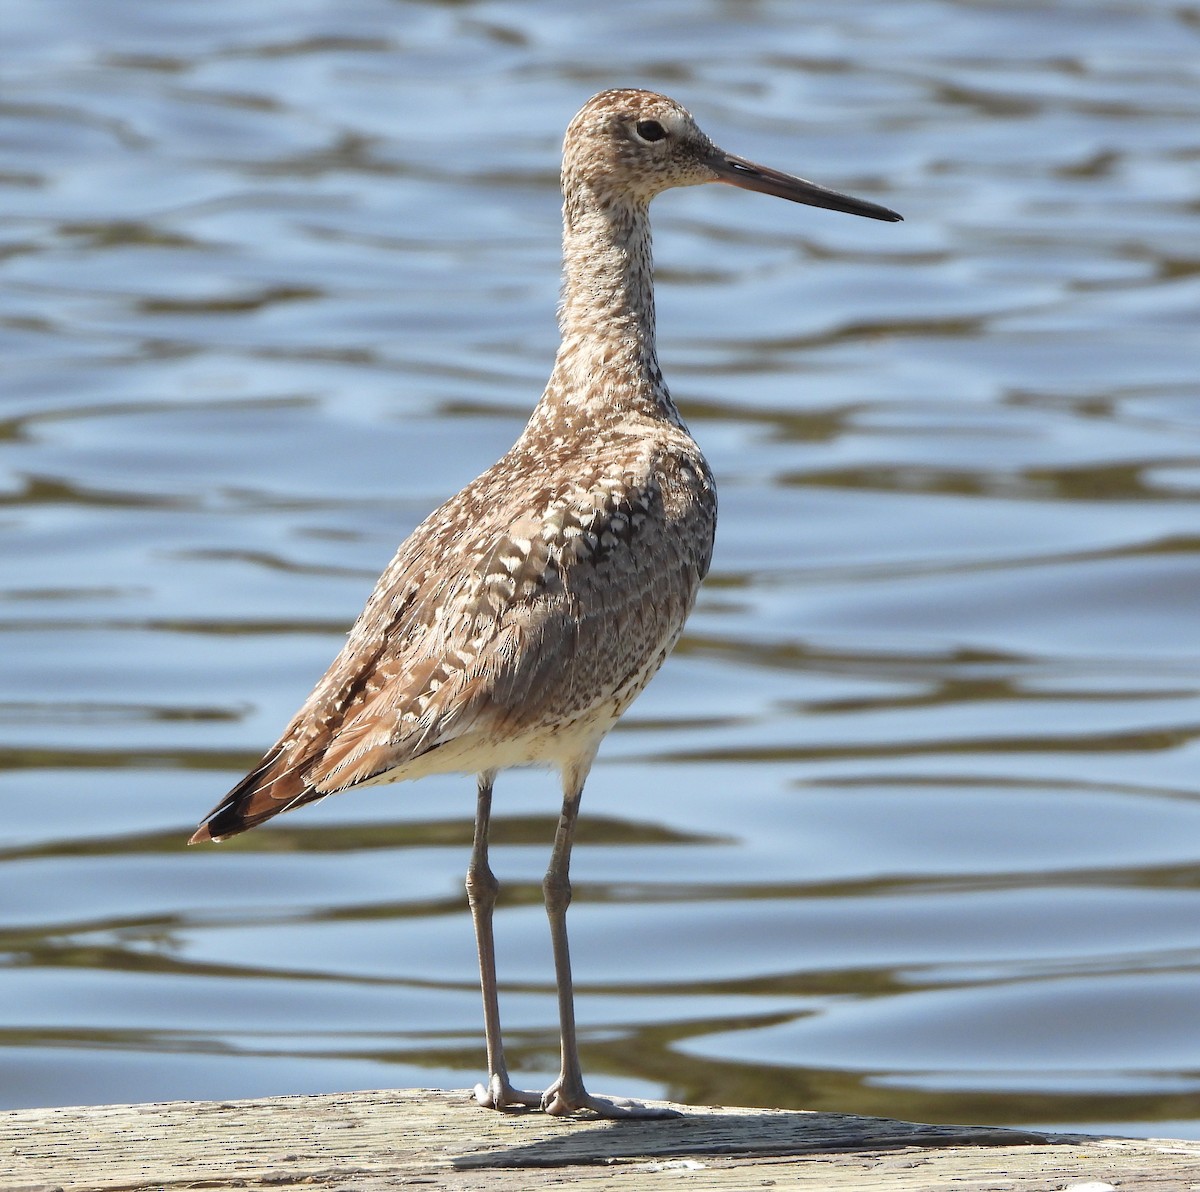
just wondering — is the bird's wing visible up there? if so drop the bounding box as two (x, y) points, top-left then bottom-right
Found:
(191, 434), (714, 841)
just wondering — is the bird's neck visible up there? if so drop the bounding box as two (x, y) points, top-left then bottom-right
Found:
(537, 185), (679, 427)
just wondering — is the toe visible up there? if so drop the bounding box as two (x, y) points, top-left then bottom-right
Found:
(542, 1086), (679, 1119)
(474, 1074), (542, 1111)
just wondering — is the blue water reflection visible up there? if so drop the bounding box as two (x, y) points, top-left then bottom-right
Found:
(2, 0), (1199, 1138)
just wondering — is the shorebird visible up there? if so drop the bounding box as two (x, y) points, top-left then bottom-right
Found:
(190, 88), (901, 1118)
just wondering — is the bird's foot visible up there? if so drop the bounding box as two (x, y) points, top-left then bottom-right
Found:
(540, 1079), (680, 1119)
(474, 1073), (543, 1111)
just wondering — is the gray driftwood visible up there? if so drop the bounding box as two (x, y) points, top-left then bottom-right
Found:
(3, 1087), (1199, 1191)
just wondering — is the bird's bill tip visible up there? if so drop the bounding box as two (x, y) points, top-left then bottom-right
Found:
(710, 152), (902, 223)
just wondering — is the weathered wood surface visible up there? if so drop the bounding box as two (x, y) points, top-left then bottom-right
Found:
(3, 1087), (1199, 1191)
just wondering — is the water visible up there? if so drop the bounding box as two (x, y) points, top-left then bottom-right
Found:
(3, 0), (1200, 1139)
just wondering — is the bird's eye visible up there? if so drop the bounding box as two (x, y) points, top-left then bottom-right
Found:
(634, 119), (667, 143)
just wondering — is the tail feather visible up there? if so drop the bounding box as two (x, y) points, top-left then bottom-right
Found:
(188, 746), (327, 843)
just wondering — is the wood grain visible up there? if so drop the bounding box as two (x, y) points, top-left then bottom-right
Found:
(4, 1087), (1199, 1191)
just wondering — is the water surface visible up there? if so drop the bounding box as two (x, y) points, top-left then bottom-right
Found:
(3, 0), (1200, 1138)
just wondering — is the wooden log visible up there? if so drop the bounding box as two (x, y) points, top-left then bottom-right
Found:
(3, 1087), (1199, 1191)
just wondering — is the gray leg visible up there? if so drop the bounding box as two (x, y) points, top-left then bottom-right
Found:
(540, 760), (678, 1119)
(466, 771), (540, 1110)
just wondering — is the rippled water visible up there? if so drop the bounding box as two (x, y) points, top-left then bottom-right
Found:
(3, 0), (1200, 1139)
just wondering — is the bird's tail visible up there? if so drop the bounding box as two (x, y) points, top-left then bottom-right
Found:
(188, 745), (326, 843)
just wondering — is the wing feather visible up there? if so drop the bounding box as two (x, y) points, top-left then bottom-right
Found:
(191, 429), (714, 842)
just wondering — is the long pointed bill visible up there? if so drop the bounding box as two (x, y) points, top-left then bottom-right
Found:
(710, 152), (902, 223)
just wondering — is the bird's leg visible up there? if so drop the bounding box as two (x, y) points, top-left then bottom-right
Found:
(540, 761), (679, 1119)
(466, 771), (540, 1110)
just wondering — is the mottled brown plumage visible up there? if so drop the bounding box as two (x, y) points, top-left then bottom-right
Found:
(190, 88), (900, 1117)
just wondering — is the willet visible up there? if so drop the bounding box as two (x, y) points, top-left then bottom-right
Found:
(191, 88), (901, 1118)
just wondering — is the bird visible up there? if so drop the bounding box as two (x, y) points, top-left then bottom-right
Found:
(190, 88), (902, 1119)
